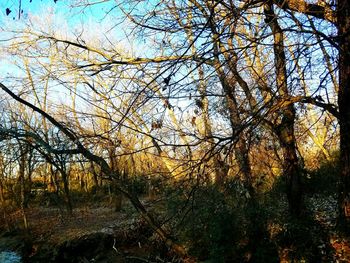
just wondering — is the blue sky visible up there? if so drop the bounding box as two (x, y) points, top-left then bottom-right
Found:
(0, 0), (145, 55)
(1, 0), (65, 20)
(0, 0), (155, 112)
(0, 0), (119, 25)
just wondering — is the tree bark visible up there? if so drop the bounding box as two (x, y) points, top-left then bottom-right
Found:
(337, 0), (350, 233)
(18, 145), (29, 229)
(60, 168), (73, 214)
(264, 2), (303, 216)
(277, 122), (303, 216)
(209, 13), (253, 192)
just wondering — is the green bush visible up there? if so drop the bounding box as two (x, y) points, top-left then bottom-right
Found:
(305, 158), (340, 196)
(182, 187), (239, 261)
(127, 176), (149, 195)
(275, 215), (335, 262)
(166, 182), (281, 262)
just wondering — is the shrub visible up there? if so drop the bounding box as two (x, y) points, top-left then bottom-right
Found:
(166, 185), (241, 262)
(305, 158), (340, 196)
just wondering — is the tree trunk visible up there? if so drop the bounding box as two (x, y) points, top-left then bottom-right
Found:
(265, 2), (303, 216)
(214, 64), (253, 193)
(0, 172), (10, 231)
(277, 121), (303, 216)
(18, 148), (28, 229)
(24, 146), (34, 208)
(337, 0), (350, 233)
(61, 169), (73, 214)
(114, 192), (123, 212)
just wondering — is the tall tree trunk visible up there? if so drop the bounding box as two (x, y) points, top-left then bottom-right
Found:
(209, 12), (253, 191)
(337, 0), (350, 233)
(211, 48), (253, 192)
(265, 2), (303, 216)
(108, 148), (123, 211)
(0, 171), (10, 231)
(18, 146), (28, 229)
(276, 120), (303, 216)
(49, 164), (59, 194)
(24, 146), (34, 208)
(198, 69), (227, 186)
(60, 169), (73, 214)
(222, 80), (253, 194)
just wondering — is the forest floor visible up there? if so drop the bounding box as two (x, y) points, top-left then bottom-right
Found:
(1, 195), (350, 262)
(25, 206), (122, 244)
(293, 194), (350, 262)
(0, 199), (172, 262)
(306, 195), (350, 263)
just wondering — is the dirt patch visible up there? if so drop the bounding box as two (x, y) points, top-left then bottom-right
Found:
(0, 205), (169, 262)
(24, 207), (123, 244)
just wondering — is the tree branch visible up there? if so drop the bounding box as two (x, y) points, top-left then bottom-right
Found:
(273, 0), (336, 24)
(268, 95), (339, 118)
(243, 0), (336, 24)
(0, 128), (81, 155)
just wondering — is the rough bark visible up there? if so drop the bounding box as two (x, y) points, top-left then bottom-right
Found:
(337, 0), (350, 233)
(222, 76), (253, 194)
(264, 2), (303, 216)
(60, 166), (73, 214)
(211, 26), (253, 193)
(18, 144), (29, 229)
